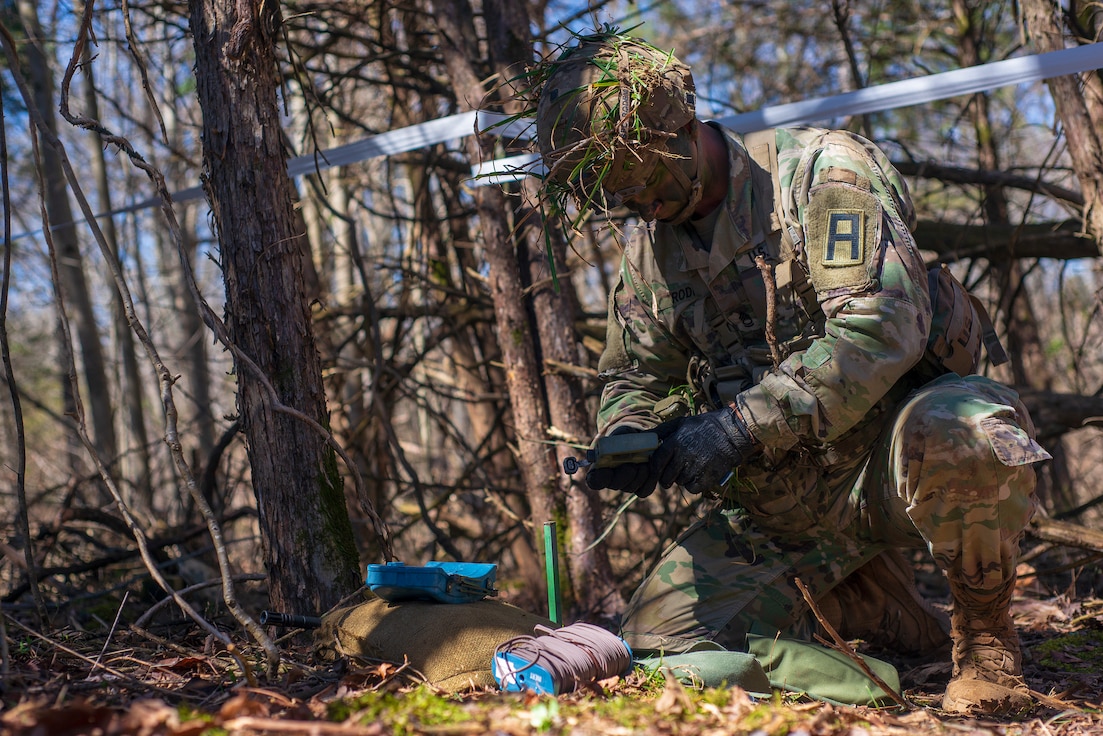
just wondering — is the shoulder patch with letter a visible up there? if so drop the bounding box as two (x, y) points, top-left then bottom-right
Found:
(823, 210), (864, 266)
(804, 182), (880, 293)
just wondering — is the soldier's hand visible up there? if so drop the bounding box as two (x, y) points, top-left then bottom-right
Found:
(585, 427), (660, 498)
(649, 407), (756, 494)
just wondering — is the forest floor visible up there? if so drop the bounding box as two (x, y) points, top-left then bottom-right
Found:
(2, 583), (1102, 736)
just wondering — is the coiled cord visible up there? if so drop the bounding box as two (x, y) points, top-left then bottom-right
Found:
(495, 622), (632, 693)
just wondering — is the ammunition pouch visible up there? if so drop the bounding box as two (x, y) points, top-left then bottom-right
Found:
(655, 394), (694, 421)
(686, 355), (762, 411)
(917, 264), (1008, 379)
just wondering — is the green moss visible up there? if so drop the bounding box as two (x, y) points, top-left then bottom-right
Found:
(176, 704), (218, 730)
(1033, 630), (1103, 674)
(739, 697), (806, 734)
(572, 695), (669, 727)
(327, 685), (476, 735)
(316, 434), (360, 589)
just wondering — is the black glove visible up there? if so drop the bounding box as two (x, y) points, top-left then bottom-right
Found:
(649, 407), (756, 495)
(585, 426), (660, 498)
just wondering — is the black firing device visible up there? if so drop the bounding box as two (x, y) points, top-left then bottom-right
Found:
(562, 432), (659, 475)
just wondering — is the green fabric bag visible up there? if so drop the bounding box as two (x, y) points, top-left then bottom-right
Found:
(635, 642), (773, 695)
(748, 634), (901, 706)
(636, 636), (901, 707)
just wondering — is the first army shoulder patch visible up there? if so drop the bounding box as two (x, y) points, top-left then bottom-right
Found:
(823, 209), (864, 266)
(804, 181), (880, 292)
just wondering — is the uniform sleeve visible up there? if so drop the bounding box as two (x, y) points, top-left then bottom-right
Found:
(735, 135), (932, 451)
(595, 255), (695, 435)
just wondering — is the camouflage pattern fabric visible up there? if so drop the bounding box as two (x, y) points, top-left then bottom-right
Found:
(621, 374), (1047, 653)
(593, 125), (1051, 653)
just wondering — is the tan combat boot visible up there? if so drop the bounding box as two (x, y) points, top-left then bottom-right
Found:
(817, 549), (951, 656)
(942, 579), (1033, 716)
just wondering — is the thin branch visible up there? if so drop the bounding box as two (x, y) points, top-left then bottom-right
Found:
(0, 59), (44, 625)
(830, 0), (873, 140)
(793, 577), (909, 709)
(754, 254), (782, 368)
(91, 590), (129, 673)
(135, 573), (267, 628)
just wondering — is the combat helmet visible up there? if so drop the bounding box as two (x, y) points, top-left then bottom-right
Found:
(534, 31), (699, 221)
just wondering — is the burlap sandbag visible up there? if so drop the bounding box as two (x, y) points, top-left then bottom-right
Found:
(313, 594), (555, 691)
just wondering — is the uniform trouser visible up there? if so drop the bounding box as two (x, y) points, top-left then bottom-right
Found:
(619, 375), (1049, 654)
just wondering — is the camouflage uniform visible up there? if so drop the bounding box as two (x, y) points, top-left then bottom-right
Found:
(594, 125), (1051, 653)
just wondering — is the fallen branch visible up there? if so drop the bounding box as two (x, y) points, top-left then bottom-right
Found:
(793, 577), (909, 709)
(1027, 516), (1103, 554)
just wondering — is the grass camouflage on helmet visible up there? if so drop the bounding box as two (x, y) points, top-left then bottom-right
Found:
(529, 27), (697, 230)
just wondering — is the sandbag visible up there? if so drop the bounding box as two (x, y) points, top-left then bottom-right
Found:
(635, 642), (773, 694)
(636, 636), (901, 707)
(748, 634), (901, 706)
(313, 595), (555, 692)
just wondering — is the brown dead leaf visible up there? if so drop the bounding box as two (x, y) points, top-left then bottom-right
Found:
(218, 692), (271, 720)
(374, 661), (398, 678)
(721, 685), (757, 719)
(1, 699), (114, 736)
(1014, 597), (1070, 628)
(1017, 563), (1048, 597)
(597, 674), (621, 690)
(154, 656), (206, 672)
(237, 686), (297, 708)
(0, 698), (49, 731)
(902, 660), (953, 687)
(115, 699), (180, 736)
(653, 669), (693, 715)
(282, 664), (309, 686)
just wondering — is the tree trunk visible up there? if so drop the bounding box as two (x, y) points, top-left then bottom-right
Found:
(1022, 0), (1103, 250)
(433, 0), (625, 617)
(188, 0), (361, 615)
(521, 206), (626, 619)
(431, 0), (557, 607)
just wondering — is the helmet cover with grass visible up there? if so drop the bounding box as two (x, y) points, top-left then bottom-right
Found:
(534, 33), (697, 219)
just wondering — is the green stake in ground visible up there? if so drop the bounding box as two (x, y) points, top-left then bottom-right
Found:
(543, 521), (562, 625)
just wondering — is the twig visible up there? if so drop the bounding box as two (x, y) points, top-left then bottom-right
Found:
(135, 574), (267, 628)
(1, 510), (253, 604)
(92, 590), (129, 672)
(583, 494), (637, 553)
(219, 718), (386, 735)
(793, 577), (909, 708)
(754, 255), (782, 368)
(129, 624), (200, 658)
(0, 611), (8, 682)
(1028, 688), (1086, 712)
(0, 10), (45, 629)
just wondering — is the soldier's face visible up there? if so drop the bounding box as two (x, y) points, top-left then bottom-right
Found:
(609, 130), (698, 222)
(614, 163), (682, 222)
